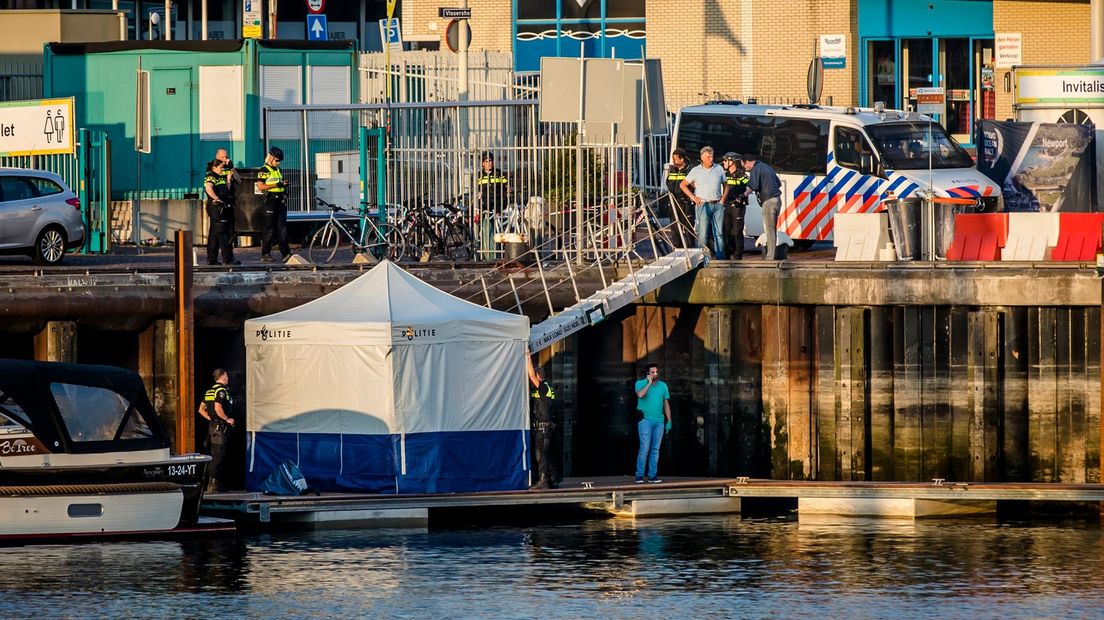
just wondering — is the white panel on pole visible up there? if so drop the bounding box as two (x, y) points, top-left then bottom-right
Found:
(199, 65), (243, 141)
(260, 65), (303, 139)
(307, 65), (352, 139)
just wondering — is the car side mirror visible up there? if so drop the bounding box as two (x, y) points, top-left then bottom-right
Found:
(860, 153), (882, 177)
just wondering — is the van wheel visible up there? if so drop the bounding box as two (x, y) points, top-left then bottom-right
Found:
(32, 226), (67, 266)
(792, 239), (816, 251)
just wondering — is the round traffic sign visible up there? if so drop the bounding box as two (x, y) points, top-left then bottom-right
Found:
(445, 19), (472, 53)
(807, 57), (824, 104)
(307, 0), (325, 13)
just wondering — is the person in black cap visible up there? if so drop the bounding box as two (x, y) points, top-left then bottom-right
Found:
(476, 151), (509, 259)
(255, 146), (291, 263)
(743, 151), (782, 260)
(720, 152), (748, 260)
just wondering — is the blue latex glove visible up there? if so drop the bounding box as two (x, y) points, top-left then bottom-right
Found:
(665, 421), (672, 434)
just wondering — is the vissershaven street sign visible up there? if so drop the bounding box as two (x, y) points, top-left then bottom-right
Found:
(0, 98), (75, 157)
(439, 7), (471, 18)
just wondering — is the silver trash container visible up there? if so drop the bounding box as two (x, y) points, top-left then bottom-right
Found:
(933, 200), (978, 260)
(886, 197), (922, 260)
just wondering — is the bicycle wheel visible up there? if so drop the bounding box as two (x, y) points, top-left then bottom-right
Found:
(443, 222), (474, 261)
(384, 225), (406, 261)
(361, 222), (392, 261)
(308, 223), (342, 264)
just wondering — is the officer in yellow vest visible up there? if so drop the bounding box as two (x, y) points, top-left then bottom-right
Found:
(255, 146), (290, 263)
(665, 148), (695, 248)
(528, 365), (557, 490)
(203, 159), (239, 265)
(197, 368), (235, 493)
(477, 152), (509, 259)
(720, 152), (749, 260)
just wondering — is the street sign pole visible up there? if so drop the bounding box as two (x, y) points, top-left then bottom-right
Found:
(384, 0), (397, 103)
(458, 0), (469, 103)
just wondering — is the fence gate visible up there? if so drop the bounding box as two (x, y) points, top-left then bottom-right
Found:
(0, 128), (110, 254)
(78, 129), (111, 253)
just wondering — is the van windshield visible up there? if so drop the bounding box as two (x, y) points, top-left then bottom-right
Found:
(865, 122), (975, 170)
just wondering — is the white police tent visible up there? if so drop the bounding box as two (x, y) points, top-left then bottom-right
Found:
(243, 260), (530, 493)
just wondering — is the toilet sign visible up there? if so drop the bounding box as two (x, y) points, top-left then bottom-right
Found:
(0, 98), (75, 157)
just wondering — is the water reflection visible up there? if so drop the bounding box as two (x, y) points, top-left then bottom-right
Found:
(0, 517), (1100, 617)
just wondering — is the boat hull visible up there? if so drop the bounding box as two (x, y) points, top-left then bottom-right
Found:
(0, 454), (210, 525)
(0, 482), (183, 539)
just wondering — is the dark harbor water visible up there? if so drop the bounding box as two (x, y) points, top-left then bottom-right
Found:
(1, 515), (1102, 618)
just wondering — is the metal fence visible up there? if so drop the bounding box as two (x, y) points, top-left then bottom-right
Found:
(0, 59), (43, 102)
(265, 100), (645, 260)
(359, 51), (537, 104)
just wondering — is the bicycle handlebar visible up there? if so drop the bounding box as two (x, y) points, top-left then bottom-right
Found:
(316, 197), (346, 212)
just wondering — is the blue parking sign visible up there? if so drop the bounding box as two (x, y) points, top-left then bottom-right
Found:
(307, 14), (328, 41)
(379, 18), (403, 48)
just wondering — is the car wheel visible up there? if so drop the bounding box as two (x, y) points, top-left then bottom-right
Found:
(32, 226), (68, 266)
(792, 239), (816, 251)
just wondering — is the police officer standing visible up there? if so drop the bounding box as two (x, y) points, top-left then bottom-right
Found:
(256, 146), (290, 263)
(665, 148), (695, 247)
(198, 368), (235, 493)
(528, 364), (557, 490)
(476, 152), (509, 259)
(203, 159), (240, 265)
(720, 152), (749, 260)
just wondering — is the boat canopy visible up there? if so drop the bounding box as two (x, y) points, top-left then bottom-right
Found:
(0, 359), (171, 454)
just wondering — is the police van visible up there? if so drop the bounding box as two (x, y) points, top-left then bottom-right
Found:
(672, 102), (1001, 246)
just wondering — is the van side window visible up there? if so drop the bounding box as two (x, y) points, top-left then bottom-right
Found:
(835, 126), (874, 171)
(676, 113), (770, 165)
(769, 118), (829, 175)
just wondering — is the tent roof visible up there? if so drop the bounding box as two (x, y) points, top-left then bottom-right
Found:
(246, 261), (528, 340)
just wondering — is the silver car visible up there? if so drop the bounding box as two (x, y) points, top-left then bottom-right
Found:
(0, 168), (85, 265)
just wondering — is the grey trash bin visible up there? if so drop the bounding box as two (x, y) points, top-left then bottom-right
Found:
(887, 197), (922, 260)
(934, 200), (977, 259)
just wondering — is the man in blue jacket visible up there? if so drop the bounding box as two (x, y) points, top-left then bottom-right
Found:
(634, 362), (671, 483)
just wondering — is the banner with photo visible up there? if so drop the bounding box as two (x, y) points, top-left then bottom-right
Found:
(976, 120), (1096, 212)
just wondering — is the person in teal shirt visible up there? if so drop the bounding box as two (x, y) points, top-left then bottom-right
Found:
(634, 362), (671, 483)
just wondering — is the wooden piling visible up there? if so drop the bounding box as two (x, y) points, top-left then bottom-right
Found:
(894, 307), (923, 480)
(1002, 307), (1030, 481)
(175, 230), (195, 455)
(815, 306), (837, 480)
(836, 307), (869, 481)
(33, 321), (77, 362)
(762, 305), (814, 480)
(948, 308), (971, 481)
(967, 311), (1001, 481)
(732, 305), (764, 477)
(699, 307), (733, 476)
(1029, 308), (1058, 481)
(868, 307), (895, 481)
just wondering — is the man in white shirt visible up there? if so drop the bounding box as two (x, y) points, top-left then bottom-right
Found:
(679, 146), (727, 258)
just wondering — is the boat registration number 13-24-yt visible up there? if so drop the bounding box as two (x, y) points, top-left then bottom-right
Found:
(169, 464), (197, 477)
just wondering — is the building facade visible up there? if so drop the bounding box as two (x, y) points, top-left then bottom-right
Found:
(402, 0), (1095, 146)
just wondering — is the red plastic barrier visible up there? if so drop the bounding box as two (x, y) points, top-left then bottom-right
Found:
(1051, 213), (1104, 261)
(946, 214), (1008, 261)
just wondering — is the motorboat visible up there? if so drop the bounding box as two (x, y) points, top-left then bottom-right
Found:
(0, 359), (211, 540)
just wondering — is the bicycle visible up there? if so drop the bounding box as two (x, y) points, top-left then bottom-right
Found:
(394, 197), (475, 262)
(308, 197), (403, 264)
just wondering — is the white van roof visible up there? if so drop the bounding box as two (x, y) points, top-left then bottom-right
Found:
(679, 102), (933, 127)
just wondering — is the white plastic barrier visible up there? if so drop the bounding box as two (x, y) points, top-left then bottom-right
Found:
(833, 212), (892, 261)
(1002, 212), (1059, 261)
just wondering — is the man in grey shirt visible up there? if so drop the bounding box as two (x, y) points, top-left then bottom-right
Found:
(744, 151), (783, 260)
(679, 146), (727, 259)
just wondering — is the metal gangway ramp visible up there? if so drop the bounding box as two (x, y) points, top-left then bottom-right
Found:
(527, 248), (704, 351)
(452, 194), (706, 353)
